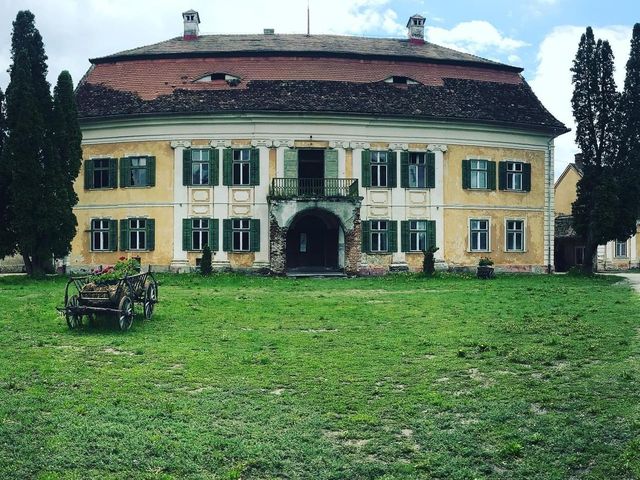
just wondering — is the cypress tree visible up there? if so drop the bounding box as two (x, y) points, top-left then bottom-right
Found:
(616, 23), (640, 238)
(201, 245), (213, 276)
(571, 29), (622, 273)
(50, 71), (82, 258)
(0, 88), (12, 259)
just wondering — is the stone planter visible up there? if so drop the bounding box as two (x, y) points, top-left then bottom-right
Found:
(476, 265), (495, 279)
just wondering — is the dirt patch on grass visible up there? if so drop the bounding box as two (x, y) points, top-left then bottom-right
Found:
(103, 348), (134, 356)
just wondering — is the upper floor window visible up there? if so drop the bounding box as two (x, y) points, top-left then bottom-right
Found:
(361, 150), (397, 188)
(183, 148), (218, 186)
(120, 156), (156, 188)
(506, 220), (525, 252)
(371, 151), (388, 187)
(462, 159), (496, 190)
(499, 161), (531, 192)
(223, 148), (260, 186)
(400, 152), (435, 189)
(84, 158), (117, 189)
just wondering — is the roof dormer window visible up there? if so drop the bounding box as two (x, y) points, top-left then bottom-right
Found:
(194, 73), (242, 86)
(384, 76), (420, 85)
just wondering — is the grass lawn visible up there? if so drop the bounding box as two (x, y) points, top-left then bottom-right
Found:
(0, 273), (639, 479)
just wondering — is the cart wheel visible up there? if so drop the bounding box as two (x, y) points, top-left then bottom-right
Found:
(65, 295), (82, 329)
(143, 282), (157, 319)
(117, 296), (134, 331)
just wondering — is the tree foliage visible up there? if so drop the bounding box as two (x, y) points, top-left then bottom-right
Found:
(1, 11), (82, 277)
(571, 26), (640, 273)
(201, 245), (213, 276)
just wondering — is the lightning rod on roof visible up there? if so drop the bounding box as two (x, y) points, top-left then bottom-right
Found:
(307, 0), (310, 36)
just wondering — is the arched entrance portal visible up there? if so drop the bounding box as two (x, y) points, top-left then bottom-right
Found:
(286, 209), (344, 272)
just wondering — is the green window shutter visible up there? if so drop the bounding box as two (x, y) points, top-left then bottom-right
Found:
(400, 152), (409, 188)
(210, 149), (219, 186)
(84, 159), (94, 189)
(487, 161), (497, 190)
(211, 219), (219, 251)
(108, 220), (118, 252)
(223, 219), (232, 251)
(462, 160), (471, 189)
(388, 151), (397, 188)
(183, 149), (192, 186)
(426, 152), (436, 188)
(109, 158), (118, 188)
(223, 149), (233, 186)
(119, 219), (129, 251)
(147, 156), (156, 187)
(146, 219), (155, 251)
(284, 149), (299, 178)
(523, 163), (532, 192)
(182, 218), (192, 251)
(324, 149), (338, 178)
(361, 150), (371, 187)
(388, 221), (398, 252)
(250, 219), (261, 252)
(426, 220), (437, 251)
(119, 157), (130, 187)
(250, 148), (260, 186)
(401, 221), (409, 252)
(498, 161), (507, 190)
(361, 221), (371, 253)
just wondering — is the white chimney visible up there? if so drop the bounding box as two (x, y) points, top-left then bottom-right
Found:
(182, 9), (200, 41)
(406, 14), (425, 45)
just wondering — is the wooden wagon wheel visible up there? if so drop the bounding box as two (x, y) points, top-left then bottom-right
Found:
(143, 282), (157, 319)
(117, 295), (134, 331)
(65, 295), (82, 329)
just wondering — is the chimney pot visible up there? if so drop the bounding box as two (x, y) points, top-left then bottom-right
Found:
(182, 9), (201, 40)
(406, 14), (425, 45)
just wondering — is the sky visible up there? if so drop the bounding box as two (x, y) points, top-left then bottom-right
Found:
(0, 0), (639, 178)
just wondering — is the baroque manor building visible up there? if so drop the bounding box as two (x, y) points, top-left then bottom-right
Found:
(70, 10), (568, 274)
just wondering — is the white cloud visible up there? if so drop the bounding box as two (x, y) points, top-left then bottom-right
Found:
(426, 20), (528, 57)
(528, 25), (632, 178)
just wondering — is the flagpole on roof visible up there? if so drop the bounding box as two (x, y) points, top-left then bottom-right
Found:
(307, 0), (310, 36)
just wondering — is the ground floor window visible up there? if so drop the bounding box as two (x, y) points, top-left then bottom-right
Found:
(409, 220), (428, 252)
(370, 220), (389, 253)
(192, 219), (209, 251)
(615, 240), (628, 258)
(120, 218), (155, 251)
(470, 219), (489, 251)
(506, 220), (525, 252)
(91, 219), (114, 251)
(232, 219), (251, 251)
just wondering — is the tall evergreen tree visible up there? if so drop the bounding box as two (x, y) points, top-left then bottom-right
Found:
(0, 88), (12, 259)
(50, 71), (82, 258)
(616, 23), (640, 237)
(2, 11), (79, 277)
(571, 29), (622, 273)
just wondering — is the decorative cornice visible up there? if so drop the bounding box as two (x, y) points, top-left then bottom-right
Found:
(389, 143), (409, 151)
(209, 140), (232, 148)
(349, 141), (371, 150)
(428, 144), (448, 152)
(329, 140), (351, 149)
(272, 139), (296, 148)
(170, 140), (192, 149)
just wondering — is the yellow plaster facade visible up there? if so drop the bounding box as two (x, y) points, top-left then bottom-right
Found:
(554, 165), (581, 216)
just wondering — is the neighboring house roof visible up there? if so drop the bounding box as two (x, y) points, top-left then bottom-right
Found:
(554, 162), (583, 189)
(76, 78), (568, 133)
(555, 215), (580, 239)
(91, 34), (522, 72)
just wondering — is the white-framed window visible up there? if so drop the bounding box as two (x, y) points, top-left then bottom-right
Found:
(470, 160), (488, 189)
(409, 152), (427, 188)
(615, 240), (628, 258)
(192, 219), (210, 251)
(129, 157), (147, 186)
(191, 149), (210, 185)
(370, 220), (388, 253)
(506, 162), (523, 191)
(232, 219), (251, 251)
(91, 219), (111, 251)
(506, 219), (525, 252)
(129, 218), (147, 250)
(409, 220), (428, 252)
(371, 151), (388, 187)
(233, 149), (251, 185)
(470, 219), (490, 252)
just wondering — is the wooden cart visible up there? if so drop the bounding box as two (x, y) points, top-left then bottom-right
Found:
(58, 268), (158, 331)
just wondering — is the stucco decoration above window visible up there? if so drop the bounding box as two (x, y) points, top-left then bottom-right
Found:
(194, 72), (242, 86)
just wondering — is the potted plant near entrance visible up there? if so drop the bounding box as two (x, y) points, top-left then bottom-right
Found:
(476, 257), (495, 279)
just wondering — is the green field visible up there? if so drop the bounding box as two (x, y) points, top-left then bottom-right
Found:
(0, 273), (638, 479)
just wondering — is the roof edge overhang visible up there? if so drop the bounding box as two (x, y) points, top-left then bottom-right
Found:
(78, 109), (568, 137)
(89, 50), (524, 73)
